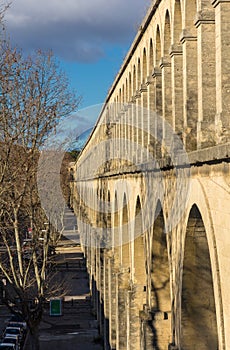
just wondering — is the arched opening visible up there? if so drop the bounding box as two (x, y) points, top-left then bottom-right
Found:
(113, 192), (119, 248)
(128, 72), (132, 101)
(109, 191), (119, 348)
(119, 88), (122, 109)
(142, 48), (148, 149)
(148, 38), (155, 151)
(125, 78), (128, 103)
(142, 48), (147, 83)
(183, 0), (198, 151)
(154, 25), (162, 152)
(173, 0), (182, 44)
(129, 196), (147, 348)
(137, 58), (141, 91)
(117, 193), (130, 349)
(133, 65), (136, 96)
(122, 84), (125, 106)
(162, 10), (172, 129)
(133, 196), (146, 285)
(150, 201), (171, 349)
(107, 190), (112, 245)
(181, 204), (218, 349)
(115, 96), (118, 118)
(155, 25), (161, 66)
(172, 0), (183, 134)
(164, 11), (171, 56)
(149, 38), (154, 74)
(121, 193), (130, 267)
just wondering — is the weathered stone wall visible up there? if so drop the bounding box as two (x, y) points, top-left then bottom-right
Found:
(71, 0), (230, 349)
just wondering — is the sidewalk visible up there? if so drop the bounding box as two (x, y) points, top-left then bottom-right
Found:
(37, 243), (103, 350)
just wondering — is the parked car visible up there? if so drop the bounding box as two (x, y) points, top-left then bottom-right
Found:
(1, 337), (19, 350)
(0, 344), (16, 349)
(8, 316), (27, 329)
(6, 324), (25, 332)
(3, 329), (23, 342)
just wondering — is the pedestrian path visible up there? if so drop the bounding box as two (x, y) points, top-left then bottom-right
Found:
(62, 206), (80, 243)
(38, 242), (103, 350)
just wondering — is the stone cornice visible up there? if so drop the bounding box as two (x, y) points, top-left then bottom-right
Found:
(134, 90), (141, 99)
(130, 97), (136, 104)
(180, 29), (197, 43)
(76, 142), (230, 181)
(146, 75), (154, 85)
(152, 67), (162, 78)
(170, 44), (183, 57)
(194, 10), (215, 27)
(159, 57), (171, 69)
(140, 83), (148, 93)
(212, 0), (230, 7)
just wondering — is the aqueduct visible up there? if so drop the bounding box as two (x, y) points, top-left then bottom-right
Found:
(70, 0), (230, 349)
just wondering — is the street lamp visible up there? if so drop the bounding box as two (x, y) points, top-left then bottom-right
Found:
(2, 278), (6, 300)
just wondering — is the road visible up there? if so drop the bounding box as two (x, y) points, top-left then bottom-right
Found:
(38, 241), (103, 350)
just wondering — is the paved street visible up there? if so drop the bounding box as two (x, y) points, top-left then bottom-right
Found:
(38, 241), (103, 350)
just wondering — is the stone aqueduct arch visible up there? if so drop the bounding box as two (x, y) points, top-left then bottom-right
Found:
(71, 0), (230, 349)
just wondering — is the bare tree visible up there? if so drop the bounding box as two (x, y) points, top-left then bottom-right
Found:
(0, 38), (80, 349)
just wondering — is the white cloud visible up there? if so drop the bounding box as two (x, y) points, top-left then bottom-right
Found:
(4, 0), (151, 62)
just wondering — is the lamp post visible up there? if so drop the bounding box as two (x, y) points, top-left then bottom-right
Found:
(2, 278), (6, 300)
(41, 222), (50, 282)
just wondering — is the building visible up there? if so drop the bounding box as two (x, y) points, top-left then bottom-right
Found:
(71, 1), (230, 349)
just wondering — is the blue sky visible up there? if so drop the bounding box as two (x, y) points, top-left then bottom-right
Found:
(60, 45), (129, 109)
(4, 0), (151, 109)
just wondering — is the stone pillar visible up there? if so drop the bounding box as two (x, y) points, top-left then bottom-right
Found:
(108, 256), (117, 349)
(131, 97), (137, 163)
(151, 310), (172, 349)
(135, 91), (142, 165)
(111, 122), (116, 170)
(96, 247), (103, 336)
(126, 103), (133, 160)
(91, 275), (97, 317)
(147, 75), (156, 114)
(103, 253), (110, 349)
(117, 114), (121, 168)
(160, 57), (173, 156)
(195, 9), (216, 148)
(116, 268), (130, 350)
(128, 284), (146, 350)
(146, 75), (155, 158)
(152, 67), (162, 158)
(212, 0), (230, 143)
(160, 57), (172, 126)
(181, 30), (198, 151)
(139, 307), (154, 350)
(140, 83), (148, 163)
(91, 247), (97, 313)
(115, 119), (119, 168)
(170, 44), (183, 137)
(123, 105), (129, 157)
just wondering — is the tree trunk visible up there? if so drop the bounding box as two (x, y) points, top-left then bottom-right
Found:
(27, 327), (40, 350)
